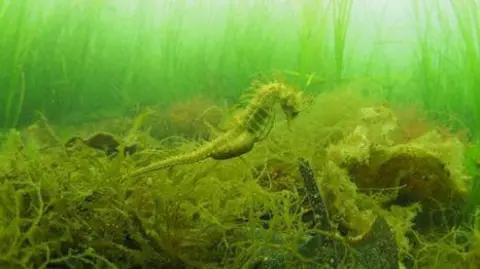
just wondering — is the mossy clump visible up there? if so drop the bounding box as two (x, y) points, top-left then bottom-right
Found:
(326, 109), (468, 234)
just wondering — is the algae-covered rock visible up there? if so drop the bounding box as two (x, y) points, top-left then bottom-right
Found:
(325, 104), (469, 234)
(345, 142), (466, 206)
(350, 216), (399, 269)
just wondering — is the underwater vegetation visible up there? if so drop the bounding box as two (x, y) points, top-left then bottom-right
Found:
(0, 79), (478, 268)
(2, 0), (480, 267)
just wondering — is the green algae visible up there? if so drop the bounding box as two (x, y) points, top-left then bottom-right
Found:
(0, 86), (477, 268)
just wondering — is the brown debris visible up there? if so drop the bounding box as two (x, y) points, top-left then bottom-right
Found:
(65, 132), (137, 156)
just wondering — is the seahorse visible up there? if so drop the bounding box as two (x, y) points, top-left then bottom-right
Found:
(127, 80), (303, 178)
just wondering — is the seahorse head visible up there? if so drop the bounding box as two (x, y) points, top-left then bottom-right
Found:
(278, 85), (303, 122)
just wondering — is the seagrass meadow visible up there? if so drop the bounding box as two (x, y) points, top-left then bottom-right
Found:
(1, 0), (480, 268)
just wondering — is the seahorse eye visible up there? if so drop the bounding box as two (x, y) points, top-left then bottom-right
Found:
(281, 102), (299, 119)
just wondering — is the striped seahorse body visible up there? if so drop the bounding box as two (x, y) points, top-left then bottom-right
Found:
(127, 81), (302, 178)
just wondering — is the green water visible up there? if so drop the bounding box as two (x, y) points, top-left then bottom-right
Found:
(0, 0), (413, 129)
